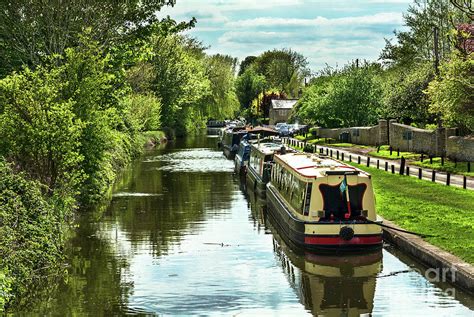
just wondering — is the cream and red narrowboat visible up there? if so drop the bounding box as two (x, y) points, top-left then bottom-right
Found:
(266, 152), (383, 251)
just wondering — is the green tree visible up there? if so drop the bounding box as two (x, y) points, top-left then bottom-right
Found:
(379, 62), (435, 125)
(294, 63), (382, 128)
(380, 0), (471, 67)
(149, 35), (211, 135)
(235, 65), (267, 109)
(238, 56), (257, 75)
(0, 0), (194, 77)
(427, 52), (474, 133)
(254, 49), (310, 97)
(203, 54), (240, 119)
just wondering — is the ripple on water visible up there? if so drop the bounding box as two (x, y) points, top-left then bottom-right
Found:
(143, 148), (234, 173)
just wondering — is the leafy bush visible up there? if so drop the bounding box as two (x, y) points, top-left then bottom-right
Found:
(0, 67), (84, 199)
(122, 93), (162, 133)
(0, 159), (70, 310)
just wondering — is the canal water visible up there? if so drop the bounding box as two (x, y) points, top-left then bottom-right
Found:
(21, 134), (473, 316)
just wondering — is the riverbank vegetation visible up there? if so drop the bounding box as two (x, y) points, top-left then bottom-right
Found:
(1, 0), (473, 310)
(0, 1), (239, 311)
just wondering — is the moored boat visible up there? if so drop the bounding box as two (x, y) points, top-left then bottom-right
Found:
(266, 152), (383, 251)
(234, 137), (251, 175)
(221, 128), (248, 160)
(246, 141), (289, 198)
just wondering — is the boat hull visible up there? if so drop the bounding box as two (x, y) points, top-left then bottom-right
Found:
(223, 146), (236, 160)
(246, 165), (267, 198)
(266, 184), (383, 252)
(234, 156), (247, 176)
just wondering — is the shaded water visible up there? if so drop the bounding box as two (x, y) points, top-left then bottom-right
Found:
(18, 135), (474, 316)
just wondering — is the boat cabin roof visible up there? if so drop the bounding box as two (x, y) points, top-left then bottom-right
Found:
(274, 153), (369, 179)
(251, 142), (288, 156)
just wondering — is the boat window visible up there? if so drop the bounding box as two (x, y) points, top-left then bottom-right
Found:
(318, 183), (367, 219)
(272, 162), (306, 214)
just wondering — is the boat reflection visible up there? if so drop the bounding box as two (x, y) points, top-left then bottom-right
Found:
(273, 226), (382, 317)
(245, 185), (383, 316)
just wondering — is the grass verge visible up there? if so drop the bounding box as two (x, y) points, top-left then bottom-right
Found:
(368, 145), (420, 160)
(411, 157), (474, 177)
(348, 162), (474, 264)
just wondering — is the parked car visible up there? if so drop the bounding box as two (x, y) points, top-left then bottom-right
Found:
(275, 123), (290, 136)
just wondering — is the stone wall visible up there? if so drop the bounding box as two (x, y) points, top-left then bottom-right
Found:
(446, 136), (474, 161)
(314, 120), (388, 146)
(312, 120), (472, 161)
(389, 123), (439, 156)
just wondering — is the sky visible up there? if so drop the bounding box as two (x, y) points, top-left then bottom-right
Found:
(160, 0), (413, 73)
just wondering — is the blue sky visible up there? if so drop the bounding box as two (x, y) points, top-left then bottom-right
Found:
(160, 0), (413, 72)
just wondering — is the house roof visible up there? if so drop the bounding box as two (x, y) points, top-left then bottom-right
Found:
(270, 99), (298, 110)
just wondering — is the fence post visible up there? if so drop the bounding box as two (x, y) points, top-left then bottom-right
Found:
(468, 162), (471, 173)
(418, 168), (422, 179)
(406, 166), (410, 176)
(337, 150), (339, 160)
(399, 157), (406, 175)
(377, 160), (380, 169)
(349, 155), (352, 162)
(341, 153), (344, 161)
(441, 156), (444, 166)
(446, 173), (450, 186)
(366, 157), (370, 167)
(385, 162), (388, 171)
(464, 176), (467, 189)
(330, 150), (333, 157)
(358, 156), (361, 164)
(421, 153), (424, 162)
(430, 156), (433, 164)
(391, 165), (395, 174)
(397, 148), (400, 157)
(389, 146), (393, 155)
(326, 148), (329, 155)
(432, 170), (436, 182)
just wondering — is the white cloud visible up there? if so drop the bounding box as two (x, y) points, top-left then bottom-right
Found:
(226, 12), (403, 28)
(159, 0), (410, 71)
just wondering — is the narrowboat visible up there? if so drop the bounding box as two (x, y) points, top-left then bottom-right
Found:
(266, 152), (383, 251)
(246, 141), (290, 198)
(221, 128), (248, 160)
(234, 137), (251, 175)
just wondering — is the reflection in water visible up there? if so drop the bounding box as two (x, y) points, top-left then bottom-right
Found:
(248, 191), (382, 317)
(273, 234), (382, 317)
(13, 134), (474, 316)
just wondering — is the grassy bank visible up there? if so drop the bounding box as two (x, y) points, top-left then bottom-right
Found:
(349, 162), (474, 264)
(368, 145), (420, 160)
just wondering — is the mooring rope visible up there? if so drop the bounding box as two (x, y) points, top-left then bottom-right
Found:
(364, 219), (437, 238)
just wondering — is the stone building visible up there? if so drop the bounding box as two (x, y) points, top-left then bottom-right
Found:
(269, 99), (298, 125)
